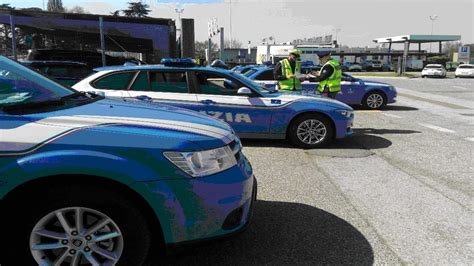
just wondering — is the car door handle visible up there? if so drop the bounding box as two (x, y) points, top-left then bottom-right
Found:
(136, 95), (152, 101)
(200, 99), (215, 105)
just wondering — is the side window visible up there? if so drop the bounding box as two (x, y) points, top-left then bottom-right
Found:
(149, 71), (188, 93)
(93, 72), (135, 90)
(196, 72), (240, 96)
(255, 70), (274, 80)
(130, 71), (150, 91)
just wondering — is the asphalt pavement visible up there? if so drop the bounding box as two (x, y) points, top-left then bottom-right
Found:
(162, 77), (473, 265)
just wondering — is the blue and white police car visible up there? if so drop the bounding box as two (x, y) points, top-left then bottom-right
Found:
(73, 58), (354, 149)
(0, 56), (256, 265)
(244, 66), (398, 110)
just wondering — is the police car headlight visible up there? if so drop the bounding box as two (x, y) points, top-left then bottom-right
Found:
(164, 146), (237, 178)
(336, 110), (353, 118)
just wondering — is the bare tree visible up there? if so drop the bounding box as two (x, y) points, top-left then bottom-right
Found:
(67, 6), (87, 14)
(47, 0), (64, 12)
(224, 39), (242, 49)
(195, 40), (219, 60)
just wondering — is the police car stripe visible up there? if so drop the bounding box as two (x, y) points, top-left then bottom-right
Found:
(1, 115), (233, 155)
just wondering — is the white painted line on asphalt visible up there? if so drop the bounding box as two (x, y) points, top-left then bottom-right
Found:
(465, 137), (474, 142)
(419, 123), (456, 134)
(355, 110), (382, 113)
(382, 113), (402, 118)
(452, 86), (469, 90)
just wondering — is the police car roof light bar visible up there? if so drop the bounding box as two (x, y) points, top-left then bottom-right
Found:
(160, 58), (196, 67)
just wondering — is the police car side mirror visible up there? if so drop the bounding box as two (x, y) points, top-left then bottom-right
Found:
(237, 87), (252, 95)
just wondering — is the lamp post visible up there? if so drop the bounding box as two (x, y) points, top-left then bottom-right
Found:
(229, 0), (232, 48)
(429, 15), (438, 53)
(175, 6), (184, 36)
(333, 28), (341, 43)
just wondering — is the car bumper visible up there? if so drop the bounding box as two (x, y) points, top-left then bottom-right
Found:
(136, 152), (256, 245)
(456, 73), (474, 77)
(423, 72), (445, 77)
(335, 114), (354, 139)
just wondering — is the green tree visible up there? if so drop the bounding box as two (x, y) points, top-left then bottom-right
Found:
(110, 10), (121, 16)
(47, 0), (64, 12)
(0, 3), (13, 9)
(122, 2), (151, 18)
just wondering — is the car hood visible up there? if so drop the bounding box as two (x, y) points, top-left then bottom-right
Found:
(21, 98), (235, 146)
(358, 79), (391, 86)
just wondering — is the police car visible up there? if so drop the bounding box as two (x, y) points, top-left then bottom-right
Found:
(244, 65), (397, 109)
(73, 58), (354, 149)
(0, 56), (256, 264)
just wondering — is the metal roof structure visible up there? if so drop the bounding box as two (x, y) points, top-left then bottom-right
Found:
(373, 35), (461, 44)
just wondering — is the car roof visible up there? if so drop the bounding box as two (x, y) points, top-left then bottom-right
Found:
(94, 64), (234, 74)
(425, 64), (443, 67)
(21, 60), (89, 66)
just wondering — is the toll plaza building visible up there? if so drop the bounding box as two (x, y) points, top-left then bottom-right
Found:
(373, 34), (461, 73)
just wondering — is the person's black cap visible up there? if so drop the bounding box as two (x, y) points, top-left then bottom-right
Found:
(317, 50), (332, 57)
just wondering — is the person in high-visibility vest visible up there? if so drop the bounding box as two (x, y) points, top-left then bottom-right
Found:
(273, 49), (304, 91)
(310, 50), (342, 99)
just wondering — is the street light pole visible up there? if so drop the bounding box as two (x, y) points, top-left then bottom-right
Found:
(229, 0), (232, 49)
(429, 14), (438, 53)
(175, 7), (184, 35)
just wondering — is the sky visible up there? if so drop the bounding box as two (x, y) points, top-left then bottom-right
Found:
(7, 0), (474, 49)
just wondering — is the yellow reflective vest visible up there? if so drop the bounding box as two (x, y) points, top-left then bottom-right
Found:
(317, 59), (342, 93)
(278, 59), (301, 91)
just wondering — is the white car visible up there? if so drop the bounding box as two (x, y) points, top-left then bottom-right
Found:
(455, 64), (474, 78)
(421, 64), (447, 78)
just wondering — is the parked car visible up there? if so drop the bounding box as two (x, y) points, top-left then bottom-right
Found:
(421, 64), (447, 78)
(455, 64), (474, 78)
(362, 60), (382, 71)
(21, 60), (94, 86)
(0, 55), (256, 265)
(244, 66), (397, 109)
(73, 58), (355, 148)
(342, 62), (363, 72)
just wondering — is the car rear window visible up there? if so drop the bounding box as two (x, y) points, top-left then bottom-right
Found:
(93, 71), (135, 90)
(425, 65), (443, 69)
(458, 65), (474, 69)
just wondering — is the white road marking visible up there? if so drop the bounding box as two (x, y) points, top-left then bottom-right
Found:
(465, 137), (474, 142)
(419, 123), (456, 134)
(452, 86), (469, 90)
(382, 113), (402, 119)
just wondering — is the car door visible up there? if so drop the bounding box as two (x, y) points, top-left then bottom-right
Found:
(125, 70), (198, 109)
(192, 71), (273, 134)
(336, 74), (366, 104)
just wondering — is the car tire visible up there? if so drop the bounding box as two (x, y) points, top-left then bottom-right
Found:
(288, 113), (334, 149)
(363, 91), (387, 109)
(3, 184), (152, 266)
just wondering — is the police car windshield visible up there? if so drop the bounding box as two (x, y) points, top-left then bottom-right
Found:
(0, 56), (75, 107)
(228, 71), (275, 94)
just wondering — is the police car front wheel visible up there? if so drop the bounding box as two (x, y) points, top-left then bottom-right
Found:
(4, 184), (153, 266)
(288, 114), (334, 149)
